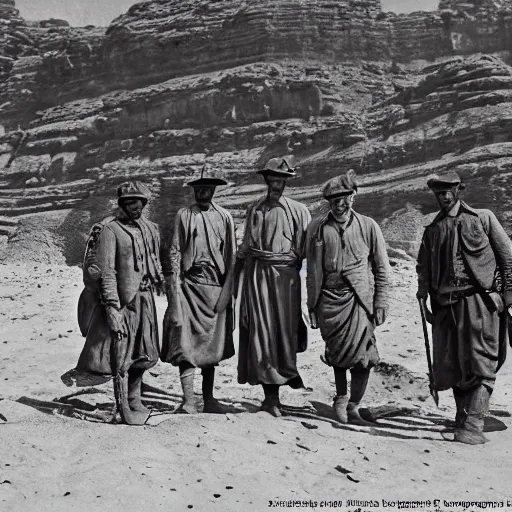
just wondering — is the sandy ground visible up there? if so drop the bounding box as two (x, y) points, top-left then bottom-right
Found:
(1, 260), (512, 512)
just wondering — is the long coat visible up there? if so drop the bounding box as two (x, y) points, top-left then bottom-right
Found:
(236, 195), (311, 388)
(76, 215), (163, 375)
(160, 202), (236, 367)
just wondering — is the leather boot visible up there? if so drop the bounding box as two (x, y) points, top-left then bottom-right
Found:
(177, 367), (200, 414)
(128, 367), (150, 413)
(261, 385), (281, 417)
(333, 395), (349, 424)
(453, 387), (468, 430)
(114, 372), (150, 426)
(454, 385), (490, 445)
(202, 367), (230, 414)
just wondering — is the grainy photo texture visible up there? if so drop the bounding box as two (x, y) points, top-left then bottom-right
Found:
(1, 1), (512, 511)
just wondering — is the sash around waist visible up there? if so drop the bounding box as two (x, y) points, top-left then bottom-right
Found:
(323, 271), (351, 291)
(247, 247), (298, 266)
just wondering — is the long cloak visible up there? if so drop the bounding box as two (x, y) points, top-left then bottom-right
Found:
(76, 215), (163, 375)
(160, 202), (236, 368)
(237, 195), (311, 388)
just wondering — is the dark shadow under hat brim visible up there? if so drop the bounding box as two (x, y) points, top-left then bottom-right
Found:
(257, 169), (297, 178)
(427, 179), (461, 189)
(324, 190), (354, 200)
(118, 194), (149, 202)
(187, 178), (228, 187)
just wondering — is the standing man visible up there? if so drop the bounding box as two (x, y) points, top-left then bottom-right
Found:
(416, 171), (512, 445)
(306, 171), (390, 425)
(160, 168), (236, 414)
(236, 155), (311, 417)
(76, 181), (164, 426)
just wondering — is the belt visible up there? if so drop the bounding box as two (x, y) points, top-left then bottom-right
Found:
(448, 288), (478, 302)
(248, 248), (298, 266)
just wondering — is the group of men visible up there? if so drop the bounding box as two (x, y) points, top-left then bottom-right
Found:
(75, 156), (512, 446)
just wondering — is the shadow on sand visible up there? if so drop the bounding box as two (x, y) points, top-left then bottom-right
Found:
(15, 380), (509, 441)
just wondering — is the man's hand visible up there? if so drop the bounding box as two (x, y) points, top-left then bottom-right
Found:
(508, 306), (512, 318)
(374, 307), (387, 326)
(309, 311), (319, 329)
(106, 306), (126, 337)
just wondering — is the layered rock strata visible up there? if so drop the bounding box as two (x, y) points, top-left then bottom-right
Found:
(3, 0), (512, 262)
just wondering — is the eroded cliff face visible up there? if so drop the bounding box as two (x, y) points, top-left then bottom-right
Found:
(1, 0), (512, 263)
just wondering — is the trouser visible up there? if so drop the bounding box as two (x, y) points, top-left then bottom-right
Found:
(334, 366), (371, 404)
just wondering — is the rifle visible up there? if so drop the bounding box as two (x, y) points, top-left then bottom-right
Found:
(417, 298), (440, 407)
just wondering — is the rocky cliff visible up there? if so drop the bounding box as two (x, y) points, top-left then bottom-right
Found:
(1, 0), (512, 263)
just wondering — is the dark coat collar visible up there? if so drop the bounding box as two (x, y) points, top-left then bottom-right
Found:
(428, 201), (479, 227)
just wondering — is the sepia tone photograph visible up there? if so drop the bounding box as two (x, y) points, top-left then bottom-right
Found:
(1, 0), (512, 510)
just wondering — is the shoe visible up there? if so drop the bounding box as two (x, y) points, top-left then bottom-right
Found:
(177, 368), (199, 414)
(454, 427), (488, 445)
(347, 402), (376, 427)
(333, 395), (349, 424)
(454, 386), (490, 445)
(128, 369), (150, 414)
(114, 373), (150, 426)
(175, 400), (200, 414)
(261, 400), (282, 418)
(203, 398), (231, 414)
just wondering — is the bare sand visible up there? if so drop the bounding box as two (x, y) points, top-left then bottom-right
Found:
(1, 260), (511, 512)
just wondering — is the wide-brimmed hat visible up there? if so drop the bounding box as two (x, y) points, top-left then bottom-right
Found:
(187, 166), (227, 187)
(427, 171), (465, 190)
(322, 170), (358, 200)
(117, 181), (151, 204)
(257, 155), (297, 178)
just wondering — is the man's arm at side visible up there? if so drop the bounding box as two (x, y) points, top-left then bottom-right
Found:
(234, 205), (252, 293)
(485, 210), (512, 306)
(96, 225), (126, 335)
(97, 226), (120, 309)
(369, 219), (390, 316)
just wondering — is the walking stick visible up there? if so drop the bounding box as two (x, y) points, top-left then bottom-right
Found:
(417, 298), (440, 407)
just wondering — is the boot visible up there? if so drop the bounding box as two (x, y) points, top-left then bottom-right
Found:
(202, 367), (230, 414)
(346, 367), (375, 426)
(333, 395), (349, 424)
(261, 385), (281, 417)
(347, 401), (376, 426)
(113, 373), (150, 426)
(128, 367), (150, 413)
(453, 387), (468, 430)
(454, 385), (490, 445)
(176, 367), (200, 414)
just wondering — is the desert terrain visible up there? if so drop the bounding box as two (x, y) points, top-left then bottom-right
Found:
(2, 0), (512, 509)
(1, 258), (511, 512)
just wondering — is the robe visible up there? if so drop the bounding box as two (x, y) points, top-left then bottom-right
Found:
(236, 195), (311, 388)
(160, 202), (236, 368)
(306, 210), (390, 369)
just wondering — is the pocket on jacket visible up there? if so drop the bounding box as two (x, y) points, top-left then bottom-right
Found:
(460, 221), (490, 253)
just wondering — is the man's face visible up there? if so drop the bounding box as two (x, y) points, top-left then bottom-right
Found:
(329, 193), (354, 219)
(433, 185), (460, 213)
(194, 186), (215, 205)
(120, 198), (145, 220)
(265, 175), (286, 201)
